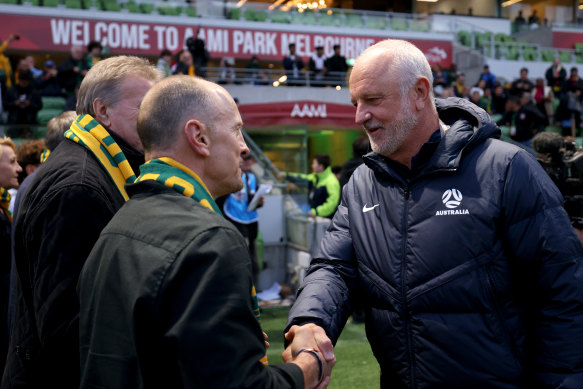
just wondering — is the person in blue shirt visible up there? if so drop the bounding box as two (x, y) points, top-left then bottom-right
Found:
(224, 154), (263, 282)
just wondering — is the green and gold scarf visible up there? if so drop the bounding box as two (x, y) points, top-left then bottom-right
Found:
(136, 157), (267, 365)
(39, 149), (50, 164)
(0, 187), (12, 223)
(64, 114), (137, 201)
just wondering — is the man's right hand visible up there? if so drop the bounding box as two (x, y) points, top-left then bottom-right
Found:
(282, 324), (335, 388)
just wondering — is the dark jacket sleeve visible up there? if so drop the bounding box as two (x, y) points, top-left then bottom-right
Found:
(158, 227), (304, 389)
(501, 150), (583, 387)
(14, 184), (117, 386)
(285, 193), (357, 344)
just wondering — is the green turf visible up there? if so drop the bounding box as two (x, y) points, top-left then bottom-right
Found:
(261, 306), (380, 388)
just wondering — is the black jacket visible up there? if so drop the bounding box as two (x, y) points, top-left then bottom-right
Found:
(78, 180), (304, 388)
(3, 132), (143, 389)
(286, 98), (583, 388)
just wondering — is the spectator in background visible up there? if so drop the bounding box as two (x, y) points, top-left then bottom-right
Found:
(58, 45), (89, 97)
(245, 55), (268, 85)
(186, 36), (210, 78)
(545, 57), (567, 98)
(309, 46), (327, 86)
(173, 50), (195, 76)
(478, 64), (496, 91)
(453, 72), (466, 97)
(491, 83), (508, 115)
(223, 155), (264, 283)
(469, 86), (488, 111)
(0, 34), (18, 91)
(24, 56), (43, 81)
(0, 137), (22, 371)
(514, 10), (526, 31)
(218, 57), (236, 85)
(63, 82), (80, 112)
(512, 92), (546, 153)
(15, 139), (44, 184)
(279, 154), (340, 218)
(339, 137), (369, 187)
(4, 71), (42, 125)
(510, 67), (534, 97)
(283, 43), (305, 86)
(528, 10), (540, 26)
(326, 44), (348, 86)
(13, 58), (30, 87)
(555, 84), (582, 137)
(532, 77), (554, 126)
(156, 49), (172, 77)
(431, 63), (448, 90)
(562, 66), (583, 98)
(86, 41), (103, 68)
(39, 59), (61, 97)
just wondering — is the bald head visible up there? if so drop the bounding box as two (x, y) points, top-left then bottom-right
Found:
(137, 76), (235, 155)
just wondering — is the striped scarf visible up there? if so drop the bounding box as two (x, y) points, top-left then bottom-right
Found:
(0, 187), (12, 222)
(40, 149), (50, 163)
(64, 114), (136, 201)
(136, 157), (267, 365)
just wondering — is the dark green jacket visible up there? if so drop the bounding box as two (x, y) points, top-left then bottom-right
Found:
(286, 166), (340, 218)
(78, 180), (304, 388)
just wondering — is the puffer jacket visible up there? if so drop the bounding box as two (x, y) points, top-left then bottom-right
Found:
(286, 98), (583, 388)
(285, 166), (341, 218)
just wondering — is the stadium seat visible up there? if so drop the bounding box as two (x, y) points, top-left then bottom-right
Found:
(270, 10), (291, 23)
(65, 0), (83, 9)
(345, 13), (363, 28)
(158, 5), (181, 16)
(365, 16), (386, 29)
(125, 1), (140, 13)
(228, 7), (241, 20)
(457, 30), (472, 47)
(504, 44), (519, 60)
(390, 17), (408, 31)
(42, 0), (60, 6)
(293, 10), (317, 25)
(541, 49), (556, 62)
(140, 2), (154, 14)
(41, 96), (66, 110)
(559, 50), (572, 63)
(523, 46), (537, 61)
(318, 12), (341, 27)
(410, 20), (429, 32)
(183, 6), (196, 17)
(0, 0), (19, 4)
(37, 109), (64, 126)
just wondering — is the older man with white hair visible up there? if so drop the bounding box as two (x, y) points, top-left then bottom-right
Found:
(285, 39), (583, 388)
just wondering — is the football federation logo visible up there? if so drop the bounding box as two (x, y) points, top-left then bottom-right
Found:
(442, 189), (462, 209)
(436, 188), (469, 216)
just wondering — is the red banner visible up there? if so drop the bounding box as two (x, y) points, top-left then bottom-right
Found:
(0, 12), (452, 66)
(552, 31), (583, 50)
(239, 100), (358, 128)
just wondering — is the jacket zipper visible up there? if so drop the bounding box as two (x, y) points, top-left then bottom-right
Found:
(401, 183), (416, 388)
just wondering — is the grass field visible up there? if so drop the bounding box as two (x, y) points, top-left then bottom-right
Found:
(261, 306), (380, 388)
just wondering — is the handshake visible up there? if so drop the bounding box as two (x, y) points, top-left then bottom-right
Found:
(282, 324), (336, 389)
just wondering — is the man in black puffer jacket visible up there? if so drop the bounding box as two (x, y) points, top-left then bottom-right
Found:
(285, 39), (583, 388)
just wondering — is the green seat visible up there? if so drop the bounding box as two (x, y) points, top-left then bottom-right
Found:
(364, 16), (386, 29)
(41, 96), (66, 110)
(243, 9), (256, 21)
(345, 14), (363, 28)
(270, 10), (291, 23)
(390, 17), (408, 31)
(523, 46), (537, 61)
(158, 5), (181, 15)
(37, 109), (64, 126)
(293, 10), (317, 25)
(125, 1), (140, 13)
(410, 20), (429, 32)
(541, 49), (556, 62)
(504, 44), (519, 60)
(65, 0), (83, 9)
(228, 7), (241, 20)
(559, 50), (572, 63)
(43, 0), (60, 7)
(104, 1), (120, 11)
(318, 12), (341, 27)
(0, 0), (19, 4)
(183, 6), (196, 17)
(140, 2), (153, 13)
(457, 30), (471, 47)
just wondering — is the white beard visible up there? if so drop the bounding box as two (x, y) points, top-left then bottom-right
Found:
(368, 98), (419, 157)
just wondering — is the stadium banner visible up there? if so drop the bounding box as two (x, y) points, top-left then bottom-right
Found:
(239, 100), (358, 127)
(0, 13), (452, 66)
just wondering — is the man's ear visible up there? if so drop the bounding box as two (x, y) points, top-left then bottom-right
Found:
(413, 77), (431, 111)
(92, 98), (111, 128)
(184, 119), (210, 157)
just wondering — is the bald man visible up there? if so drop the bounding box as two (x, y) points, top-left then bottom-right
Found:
(285, 39), (583, 388)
